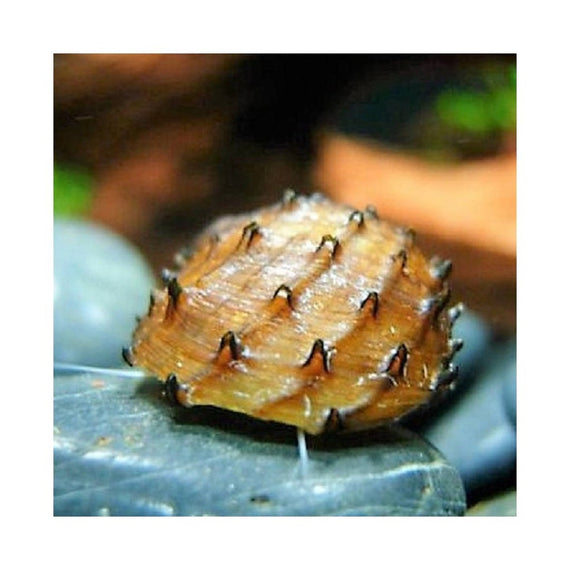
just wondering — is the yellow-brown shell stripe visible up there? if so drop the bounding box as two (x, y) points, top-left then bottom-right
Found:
(127, 199), (454, 361)
(151, 201), (384, 362)
(194, 206), (407, 362)
(153, 198), (343, 346)
(149, 212), (451, 389)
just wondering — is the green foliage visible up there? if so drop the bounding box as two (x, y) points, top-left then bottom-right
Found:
(54, 163), (93, 216)
(435, 64), (516, 135)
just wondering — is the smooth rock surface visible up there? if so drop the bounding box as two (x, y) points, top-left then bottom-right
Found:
(54, 219), (156, 367)
(501, 358), (516, 428)
(467, 489), (516, 516)
(420, 338), (516, 501)
(54, 369), (466, 516)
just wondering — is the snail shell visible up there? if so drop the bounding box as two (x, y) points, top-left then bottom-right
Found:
(124, 191), (462, 435)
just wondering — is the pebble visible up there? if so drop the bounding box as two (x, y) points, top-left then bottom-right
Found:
(54, 218), (156, 367)
(501, 358), (516, 428)
(54, 370), (466, 516)
(451, 307), (493, 379)
(467, 489), (516, 516)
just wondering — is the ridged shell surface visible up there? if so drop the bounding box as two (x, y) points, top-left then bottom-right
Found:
(125, 191), (462, 435)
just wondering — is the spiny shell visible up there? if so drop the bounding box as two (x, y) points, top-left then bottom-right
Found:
(124, 191), (462, 435)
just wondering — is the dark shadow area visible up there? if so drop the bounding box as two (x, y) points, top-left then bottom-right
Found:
(134, 374), (414, 451)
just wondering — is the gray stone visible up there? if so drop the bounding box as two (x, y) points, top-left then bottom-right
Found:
(501, 358), (516, 428)
(54, 370), (466, 516)
(54, 219), (156, 367)
(467, 490), (516, 516)
(451, 308), (493, 379)
(420, 338), (516, 499)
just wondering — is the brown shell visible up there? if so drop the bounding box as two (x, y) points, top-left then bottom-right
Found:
(124, 191), (462, 435)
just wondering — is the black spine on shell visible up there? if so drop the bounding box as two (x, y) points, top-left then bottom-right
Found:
(282, 188), (299, 207)
(348, 210), (365, 227)
(240, 221), (262, 248)
(448, 303), (464, 325)
(164, 373), (180, 404)
(381, 344), (409, 378)
(302, 338), (334, 373)
(166, 276), (183, 307)
(218, 331), (242, 360)
(316, 234), (340, 258)
(324, 408), (344, 432)
(435, 363), (458, 388)
(360, 291), (380, 318)
(364, 205), (379, 220)
(430, 257), (453, 281)
(122, 346), (134, 367)
(272, 284), (294, 308)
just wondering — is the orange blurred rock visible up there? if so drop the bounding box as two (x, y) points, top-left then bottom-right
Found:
(54, 54), (242, 102)
(314, 133), (516, 257)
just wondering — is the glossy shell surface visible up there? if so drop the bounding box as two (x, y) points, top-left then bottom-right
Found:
(125, 191), (462, 435)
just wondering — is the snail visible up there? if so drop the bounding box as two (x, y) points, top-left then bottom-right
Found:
(123, 190), (463, 435)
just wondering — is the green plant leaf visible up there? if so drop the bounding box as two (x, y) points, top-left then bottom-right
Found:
(54, 163), (93, 217)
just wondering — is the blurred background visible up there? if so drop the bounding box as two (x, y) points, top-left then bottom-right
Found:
(54, 53), (516, 335)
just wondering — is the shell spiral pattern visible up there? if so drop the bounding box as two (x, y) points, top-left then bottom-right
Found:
(124, 191), (463, 434)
